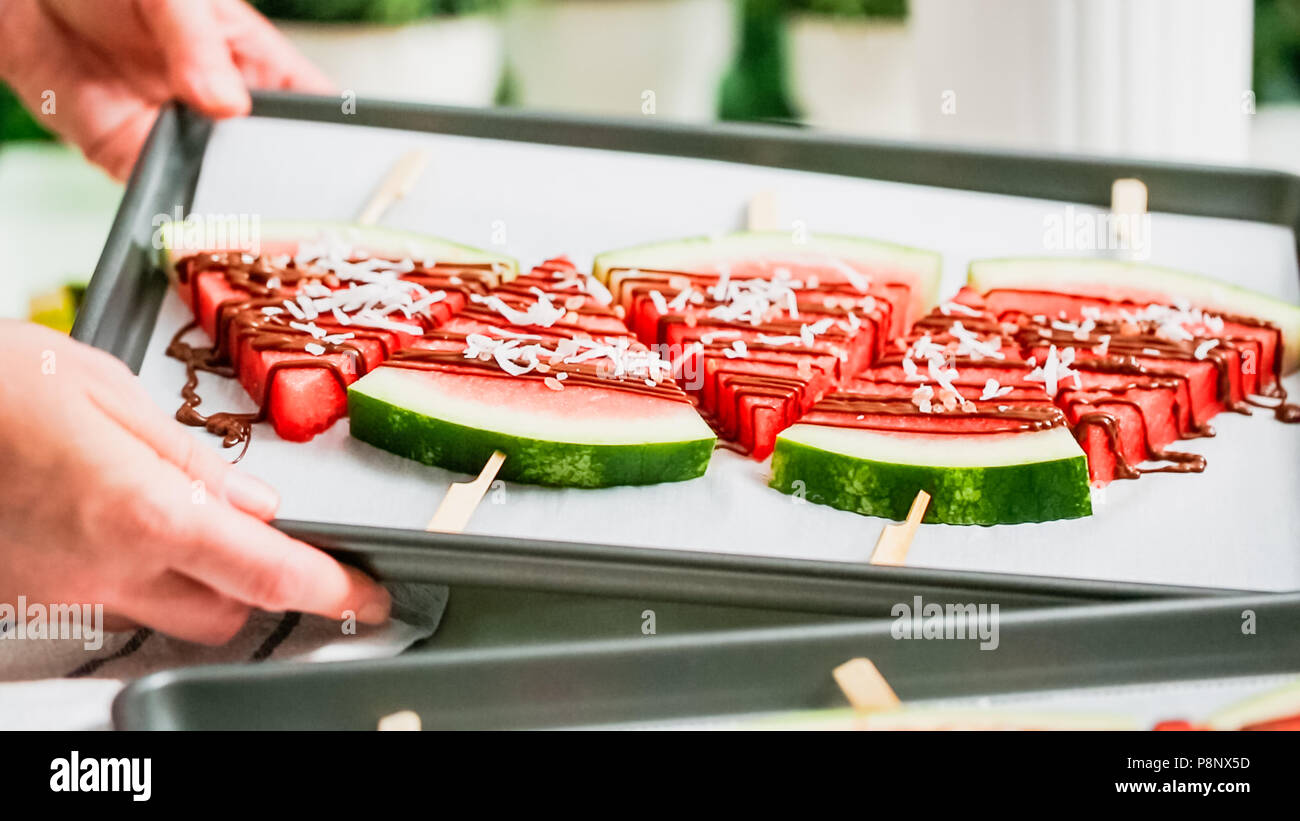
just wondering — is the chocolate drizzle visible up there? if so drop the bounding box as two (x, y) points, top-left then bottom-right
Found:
(165, 250), (500, 458)
(804, 394), (1066, 433)
(381, 346), (691, 405)
(167, 320), (258, 461)
(986, 287), (1299, 417)
(973, 289), (1300, 479)
(167, 248), (1299, 486)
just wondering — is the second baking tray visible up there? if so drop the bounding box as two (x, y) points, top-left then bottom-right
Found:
(112, 592), (1300, 730)
(74, 94), (1300, 615)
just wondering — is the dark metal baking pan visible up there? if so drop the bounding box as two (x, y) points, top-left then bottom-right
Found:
(73, 93), (1297, 616)
(113, 591), (1300, 730)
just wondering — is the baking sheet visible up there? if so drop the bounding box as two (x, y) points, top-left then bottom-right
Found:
(134, 116), (1300, 592)
(593, 673), (1300, 730)
(113, 591), (1300, 730)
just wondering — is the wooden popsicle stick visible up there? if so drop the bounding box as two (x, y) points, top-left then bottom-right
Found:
(426, 450), (506, 533)
(354, 149), (503, 536)
(747, 189), (781, 232)
(357, 148), (432, 226)
(869, 489), (930, 566)
(1110, 177), (1147, 252)
(833, 658), (901, 712)
(1110, 177), (1148, 216)
(377, 710), (422, 731)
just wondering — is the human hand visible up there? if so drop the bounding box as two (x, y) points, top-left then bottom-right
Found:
(0, 0), (332, 180)
(0, 320), (390, 644)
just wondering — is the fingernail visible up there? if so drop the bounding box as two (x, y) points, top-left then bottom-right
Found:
(225, 471), (279, 519)
(358, 589), (392, 625)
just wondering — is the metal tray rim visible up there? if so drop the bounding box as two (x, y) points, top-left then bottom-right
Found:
(73, 94), (1300, 616)
(112, 591), (1300, 730)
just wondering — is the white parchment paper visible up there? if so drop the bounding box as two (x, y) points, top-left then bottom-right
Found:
(133, 116), (1300, 592)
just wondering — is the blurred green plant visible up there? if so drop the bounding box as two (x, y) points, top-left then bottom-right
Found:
(719, 0), (907, 123)
(785, 0), (907, 17)
(718, 0), (798, 122)
(1255, 0), (1300, 102)
(0, 83), (53, 143)
(251, 0), (501, 24)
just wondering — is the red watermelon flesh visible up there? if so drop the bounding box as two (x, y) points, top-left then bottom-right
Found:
(237, 337), (382, 441)
(405, 257), (657, 363)
(597, 266), (911, 458)
(1073, 369), (1185, 444)
(1242, 715), (1300, 731)
(689, 347), (842, 458)
(842, 375), (1049, 405)
(982, 287), (1281, 394)
(616, 274), (898, 356)
(1056, 379), (1183, 484)
(1058, 393), (1149, 482)
(606, 264), (917, 335)
(712, 368), (820, 458)
(691, 346), (837, 410)
(1152, 720), (1202, 731)
(1028, 344), (1226, 429)
(440, 256), (634, 344)
(661, 312), (879, 376)
(1016, 342), (1214, 483)
(805, 308), (1065, 437)
(668, 320), (872, 459)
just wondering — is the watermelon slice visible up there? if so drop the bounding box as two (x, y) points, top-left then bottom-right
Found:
(158, 220), (517, 452)
(1204, 680), (1300, 731)
(992, 301), (1224, 485)
(854, 706), (1138, 731)
(591, 232), (942, 458)
(769, 307), (1092, 524)
(962, 260), (1300, 485)
(348, 258), (716, 487)
(968, 257), (1300, 378)
(739, 706), (1138, 730)
(594, 231), (943, 330)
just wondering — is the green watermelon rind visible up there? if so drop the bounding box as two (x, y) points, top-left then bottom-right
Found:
(968, 257), (1300, 374)
(592, 231), (944, 319)
(155, 219), (518, 278)
(769, 427), (1093, 526)
(1204, 680), (1300, 731)
(348, 386), (715, 488)
(733, 707), (1139, 731)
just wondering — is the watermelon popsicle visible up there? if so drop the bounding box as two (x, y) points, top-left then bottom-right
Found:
(592, 231), (945, 459)
(347, 258), (717, 487)
(966, 260), (1300, 484)
(771, 256), (1300, 526)
(771, 304), (1094, 525)
(158, 221), (517, 455)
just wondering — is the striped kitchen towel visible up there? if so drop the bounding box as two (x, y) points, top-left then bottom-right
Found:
(0, 582), (447, 730)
